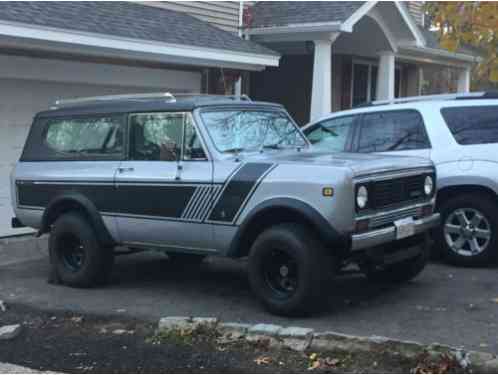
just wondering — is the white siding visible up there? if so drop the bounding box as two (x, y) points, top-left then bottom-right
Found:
(406, 1), (424, 27)
(141, 1), (244, 33)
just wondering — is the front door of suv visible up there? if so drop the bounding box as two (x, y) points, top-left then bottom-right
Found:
(353, 110), (431, 158)
(114, 112), (214, 253)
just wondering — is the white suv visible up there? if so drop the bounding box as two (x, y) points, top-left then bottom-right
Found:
(303, 92), (498, 267)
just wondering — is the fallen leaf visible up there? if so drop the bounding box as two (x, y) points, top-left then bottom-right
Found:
(254, 356), (271, 365)
(307, 360), (321, 371)
(325, 357), (341, 367)
(70, 316), (83, 324)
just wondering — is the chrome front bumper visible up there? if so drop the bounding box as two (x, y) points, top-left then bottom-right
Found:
(351, 213), (440, 251)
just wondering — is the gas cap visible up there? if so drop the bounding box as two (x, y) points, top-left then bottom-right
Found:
(458, 156), (473, 171)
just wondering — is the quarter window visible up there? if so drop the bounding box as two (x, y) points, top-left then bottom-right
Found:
(45, 116), (123, 157)
(357, 110), (430, 152)
(306, 116), (354, 152)
(441, 106), (498, 145)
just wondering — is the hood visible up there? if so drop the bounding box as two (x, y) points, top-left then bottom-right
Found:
(230, 149), (433, 177)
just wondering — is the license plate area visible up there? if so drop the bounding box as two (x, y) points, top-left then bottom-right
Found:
(394, 217), (415, 240)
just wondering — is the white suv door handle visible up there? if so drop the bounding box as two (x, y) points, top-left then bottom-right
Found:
(117, 167), (134, 173)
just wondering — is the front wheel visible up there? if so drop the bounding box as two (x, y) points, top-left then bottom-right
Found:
(437, 194), (498, 267)
(248, 223), (331, 316)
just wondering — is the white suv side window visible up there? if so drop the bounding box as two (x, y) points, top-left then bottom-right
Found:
(306, 116), (354, 152)
(441, 105), (498, 145)
(357, 110), (430, 152)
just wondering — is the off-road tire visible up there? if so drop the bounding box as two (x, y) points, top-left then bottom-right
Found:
(436, 194), (498, 267)
(248, 223), (331, 317)
(49, 212), (114, 288)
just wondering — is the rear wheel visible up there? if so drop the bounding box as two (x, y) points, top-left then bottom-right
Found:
(248, 223), (331, 316)
(49, 213), (114, 287)
(437, 194), (498, 267)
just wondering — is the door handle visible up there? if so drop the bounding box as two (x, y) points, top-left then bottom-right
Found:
(117, 167), (134, 173)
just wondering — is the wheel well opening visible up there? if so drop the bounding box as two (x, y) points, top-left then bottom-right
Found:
(437, 185), (498, 209)
(43, 200), (92, 233)
(233, 207), (322, 258)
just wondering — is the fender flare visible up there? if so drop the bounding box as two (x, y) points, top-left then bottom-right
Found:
(40, 192), (115, 246)
(227, 197), (348, 257)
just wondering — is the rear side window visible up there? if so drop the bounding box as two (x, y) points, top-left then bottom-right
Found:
(21, 115), (125, 161)
(357, 110), (430, 152)
(45, 116), (123, 157)
(441, 106), (498, 145)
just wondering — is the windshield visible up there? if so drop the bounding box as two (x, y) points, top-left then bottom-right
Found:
(200, 110), (307, 153)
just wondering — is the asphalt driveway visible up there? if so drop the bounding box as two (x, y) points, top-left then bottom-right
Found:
(1, 249), (497, 354)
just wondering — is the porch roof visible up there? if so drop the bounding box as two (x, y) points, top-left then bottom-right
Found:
(247, 1), (479, 65)
(250, 1), (365, 29)
(0, 1), (280, 71)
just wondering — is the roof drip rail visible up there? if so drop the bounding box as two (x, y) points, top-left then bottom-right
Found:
(51, 93), (252, 109)
(371, 91), (496, 106)
(170, 93), (252, 101)
(52, 92), (176, 108)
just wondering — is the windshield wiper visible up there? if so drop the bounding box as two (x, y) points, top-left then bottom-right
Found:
(222, 147), (246, 154)
(261, 144), (282, 150)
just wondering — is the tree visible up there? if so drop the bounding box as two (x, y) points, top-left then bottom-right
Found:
(426, 2), (498, 84)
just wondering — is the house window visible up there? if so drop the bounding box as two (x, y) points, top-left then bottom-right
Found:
(351, 61), (401, 108)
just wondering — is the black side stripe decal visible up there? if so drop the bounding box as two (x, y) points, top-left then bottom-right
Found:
(207, 163), (275, 223)
(16, 163), (277, 225)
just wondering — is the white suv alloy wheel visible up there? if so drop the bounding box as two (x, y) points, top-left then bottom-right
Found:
(444, 208), (492, 257)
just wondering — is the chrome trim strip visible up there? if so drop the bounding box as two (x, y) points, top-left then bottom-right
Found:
(354, 168), (434, 184)
(351, 213), (440, 251)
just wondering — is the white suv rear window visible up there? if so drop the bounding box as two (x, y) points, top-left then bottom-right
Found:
(441, 106), (498, 145)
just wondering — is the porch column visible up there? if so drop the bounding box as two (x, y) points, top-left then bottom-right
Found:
(457, 67), (471, 93)
(376, 51), (395, 101)
(310, 40), (332, 121)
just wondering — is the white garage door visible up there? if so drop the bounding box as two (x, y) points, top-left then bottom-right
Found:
(0, 56), (201, 237)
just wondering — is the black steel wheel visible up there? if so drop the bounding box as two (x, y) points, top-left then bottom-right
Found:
(248, 223), (331, 316)
(49, 213), (114, 288)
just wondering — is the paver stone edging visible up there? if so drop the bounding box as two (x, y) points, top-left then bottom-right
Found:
(157, 316), (498, 372)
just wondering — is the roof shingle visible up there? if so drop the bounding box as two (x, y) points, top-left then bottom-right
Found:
(0, 1), (278, 56)
(249, 1), (365, 29)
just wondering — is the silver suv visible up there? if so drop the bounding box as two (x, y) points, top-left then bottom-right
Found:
(303, 92), (498, 267)
(11, 93), (439, 316)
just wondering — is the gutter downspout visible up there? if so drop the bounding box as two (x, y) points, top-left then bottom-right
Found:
(234, 0), (244, 96)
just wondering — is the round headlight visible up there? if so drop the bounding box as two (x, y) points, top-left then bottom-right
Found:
(424, 175), (434, 195)
(356, 185), (368, 209)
